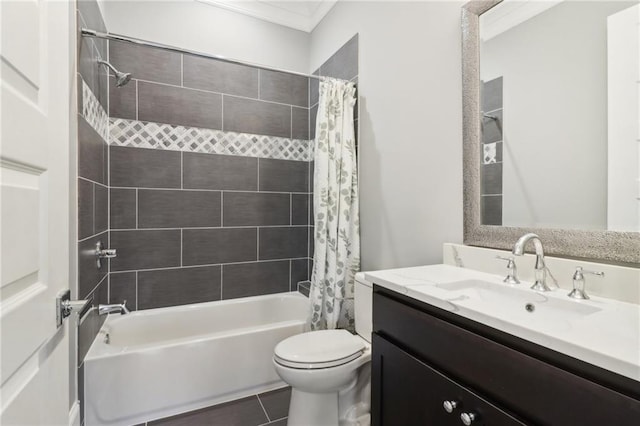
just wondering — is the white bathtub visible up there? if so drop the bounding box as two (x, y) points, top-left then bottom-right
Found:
(84, 292), (308, 426)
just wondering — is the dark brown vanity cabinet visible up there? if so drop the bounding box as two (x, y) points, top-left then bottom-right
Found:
(373, 334), (525, 425)
(371, 287), (640, 426)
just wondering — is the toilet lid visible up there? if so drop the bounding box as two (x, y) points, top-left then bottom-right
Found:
(274, 330), (365, 369)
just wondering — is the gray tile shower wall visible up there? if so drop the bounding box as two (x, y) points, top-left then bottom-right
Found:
(481, 77), (503, 226)
(108, 41), (315, 309)
(109, 40), (310, 140)
(77, 7), (109, 319)
(77, 1), (110, 423)
(77, 1), (107, 111)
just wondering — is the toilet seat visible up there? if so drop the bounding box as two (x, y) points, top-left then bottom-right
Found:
(274, 329), (366, 370)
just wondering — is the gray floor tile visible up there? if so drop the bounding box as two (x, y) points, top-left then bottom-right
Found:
(149, 395), (268, 426)
(258, 387), (291, 421)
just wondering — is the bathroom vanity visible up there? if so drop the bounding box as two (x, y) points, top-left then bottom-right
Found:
(368, 265), (640, 426)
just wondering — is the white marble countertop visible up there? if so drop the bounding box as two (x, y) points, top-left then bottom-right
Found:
(365, 264), (640, 382)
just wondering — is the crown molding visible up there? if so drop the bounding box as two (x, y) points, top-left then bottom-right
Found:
(197, 0), (338, 33)
(480, 0), (562, 41)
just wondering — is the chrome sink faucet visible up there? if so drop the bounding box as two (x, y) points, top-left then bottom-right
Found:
(512, 233), (552, 292)
(98, 301), (130, 315)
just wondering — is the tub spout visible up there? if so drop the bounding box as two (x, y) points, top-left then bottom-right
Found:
(99, 301), (130, 315)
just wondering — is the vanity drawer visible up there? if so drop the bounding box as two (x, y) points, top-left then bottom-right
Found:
(372, 333), (525, 426)
(373, 290), (640, 426)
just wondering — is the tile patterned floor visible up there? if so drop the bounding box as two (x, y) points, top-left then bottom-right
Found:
(138, 387), (291, 426)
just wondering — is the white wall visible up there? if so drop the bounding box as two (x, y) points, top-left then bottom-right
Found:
(481, 1), (635, 230)
(311, 1), (465, 270)
(100, 0), (310, 73)
(607, 4), (640, 232)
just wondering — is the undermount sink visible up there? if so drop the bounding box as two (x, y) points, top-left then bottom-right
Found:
(411, 279), (601, 329)
(434, 280), (602, 322)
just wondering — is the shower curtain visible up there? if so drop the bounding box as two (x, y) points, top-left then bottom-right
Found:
(309, 78), (360, 331)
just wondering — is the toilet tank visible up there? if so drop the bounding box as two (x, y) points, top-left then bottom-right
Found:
(354, 272), (373, 342)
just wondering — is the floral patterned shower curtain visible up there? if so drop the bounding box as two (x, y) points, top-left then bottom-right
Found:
(309, 78), (360, 331)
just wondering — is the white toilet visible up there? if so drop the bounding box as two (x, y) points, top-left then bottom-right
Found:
(273, 273), (373, 426)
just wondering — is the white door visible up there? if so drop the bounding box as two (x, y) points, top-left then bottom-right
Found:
(1, 0), (74, 424)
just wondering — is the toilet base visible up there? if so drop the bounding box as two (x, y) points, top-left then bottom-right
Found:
(288, 389), (338, 426)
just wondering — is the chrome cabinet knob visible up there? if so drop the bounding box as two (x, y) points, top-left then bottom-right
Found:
(460, 412), (476, 425)
(443, 400), (458, 413)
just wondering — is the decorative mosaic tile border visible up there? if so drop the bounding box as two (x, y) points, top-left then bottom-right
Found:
(483, 142), (497, 164)
(82, 80), (109, 141)
(109, 118), (314, 162)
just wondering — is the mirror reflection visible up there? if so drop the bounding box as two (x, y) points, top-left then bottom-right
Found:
(479, 0), (639, 232)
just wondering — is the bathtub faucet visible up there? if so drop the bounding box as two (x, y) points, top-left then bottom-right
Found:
(98, 301), (130, 315)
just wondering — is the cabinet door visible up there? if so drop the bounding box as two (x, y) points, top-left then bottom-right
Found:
(372, 334), (525, 426)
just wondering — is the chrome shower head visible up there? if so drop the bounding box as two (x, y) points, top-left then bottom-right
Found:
(115, 71), (132, 87)
(97, 60), (132, 87)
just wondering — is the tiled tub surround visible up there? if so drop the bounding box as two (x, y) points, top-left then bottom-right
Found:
(108, 40), (310, 139)
(108, 146), (311, 309)
(108, 39), (314, 310)
(77, 1), (110, 424)
(481, 76), (503, 226)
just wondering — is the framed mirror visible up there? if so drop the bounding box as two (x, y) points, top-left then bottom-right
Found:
(462, 0), (639, 264)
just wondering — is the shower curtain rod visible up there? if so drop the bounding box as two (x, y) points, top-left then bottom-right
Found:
(81, 28), (350, 83)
